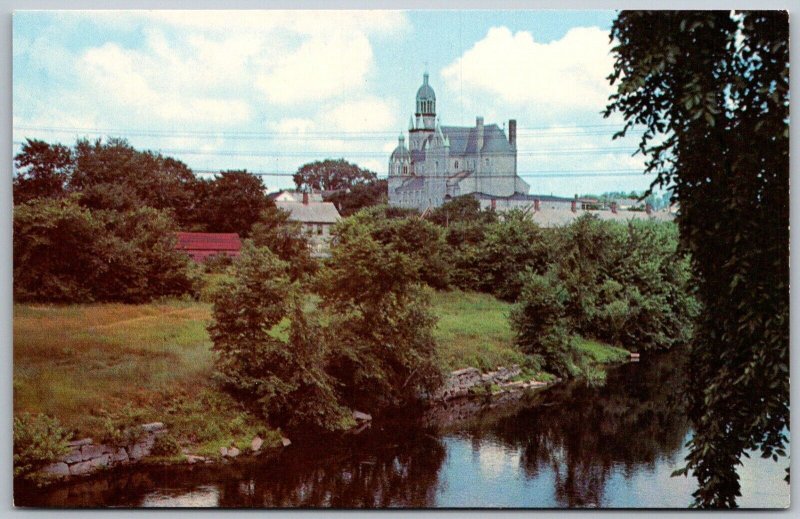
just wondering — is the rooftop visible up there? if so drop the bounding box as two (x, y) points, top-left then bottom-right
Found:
(275, 201), (341, 224)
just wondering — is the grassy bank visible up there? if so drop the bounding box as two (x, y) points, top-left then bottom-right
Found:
(14, 290), (628, 454)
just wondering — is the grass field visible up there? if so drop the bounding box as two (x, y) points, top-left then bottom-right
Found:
(14, 289), (627, 447)
(431, 290), (526, 371)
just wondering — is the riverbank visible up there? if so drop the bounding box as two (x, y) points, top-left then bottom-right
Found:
(14, 290), (628, 484)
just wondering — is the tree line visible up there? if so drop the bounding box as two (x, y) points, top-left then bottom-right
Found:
(12, 139), (384, 303)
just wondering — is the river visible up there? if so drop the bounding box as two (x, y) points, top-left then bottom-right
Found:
(15, 351), (789, 508)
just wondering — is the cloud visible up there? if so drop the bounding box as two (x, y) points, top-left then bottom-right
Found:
(257, 33), (374, 105)
(441, 26), (614, 117)
(80, 42), (251, 125)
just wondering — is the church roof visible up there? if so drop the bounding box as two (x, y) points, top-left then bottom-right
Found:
(441, 124), (514, 155)
(394, 176), (426, 193)
(390, 144), (410, 161)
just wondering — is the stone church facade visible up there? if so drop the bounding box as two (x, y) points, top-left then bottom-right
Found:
(388, 72), (530, 210)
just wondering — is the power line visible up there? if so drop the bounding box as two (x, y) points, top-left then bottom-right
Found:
(11, 141), (638, 158)
(12, 124), (645, 141)
(191, 170), (650, 179)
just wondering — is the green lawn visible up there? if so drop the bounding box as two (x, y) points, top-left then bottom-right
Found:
(431, 290), (526, 372)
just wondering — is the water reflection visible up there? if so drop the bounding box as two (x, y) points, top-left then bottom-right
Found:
(14, 351), (789, 508)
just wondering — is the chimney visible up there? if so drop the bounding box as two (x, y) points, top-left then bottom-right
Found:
(476, 116), (484, 151)
(302, 191), (309, 205)
(534, 198), (541, 212)
(508, 119), (516, 147)
(491, 199), (496, 210)
(611, 201), (618, 214)
(645, 202), (653, 215)
(571, 200), (577, 213)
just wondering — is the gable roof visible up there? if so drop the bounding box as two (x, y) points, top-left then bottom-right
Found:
(441, 124), (513, 156)
(175, 232), (242, 251)
(275, 201), (341, 224)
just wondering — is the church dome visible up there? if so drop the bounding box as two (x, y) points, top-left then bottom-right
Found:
(390, 134), (410, 162)
(416, 72), (436, 115)
(416, 73), (436, 101)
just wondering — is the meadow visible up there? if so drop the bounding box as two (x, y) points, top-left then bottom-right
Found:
(14, 289), (627, 450)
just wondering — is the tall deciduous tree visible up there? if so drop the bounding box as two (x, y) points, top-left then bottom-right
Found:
(197, 170), (270, 236)
(13, 139), (73, 204)
(293, 159), (377, 191)
(604, 11), (789, 507)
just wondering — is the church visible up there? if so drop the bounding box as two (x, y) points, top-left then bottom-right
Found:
(388, 72), (531, 210)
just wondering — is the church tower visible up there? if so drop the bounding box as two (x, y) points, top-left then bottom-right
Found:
(409, 72), (436, 152)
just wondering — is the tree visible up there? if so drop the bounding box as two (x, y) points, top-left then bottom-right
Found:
(208, 244), (352, 430)
(13, 197), (196, 303)
(13, 197), (105, 302)
(347, 206), (450, 289)
(510, 270), (573, 376)
(293, 159), (377, 191)
(605, 11), (789, 507)
(323, 179), (388, 216)
(470, 209), (550, 301)
(70, 138), (198, 225)
(317, 219), (443, 411)
(197, 170), (269, 236)
(427, 195), (499, 228)
(250, 205), (318, 280)
(13, 139), (73, 204)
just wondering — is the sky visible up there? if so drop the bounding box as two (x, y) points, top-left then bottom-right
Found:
(13, 10), (658, 196)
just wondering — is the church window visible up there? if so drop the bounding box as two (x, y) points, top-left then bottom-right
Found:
(403, 165), (408, 175)
(454, 160), (459, 169)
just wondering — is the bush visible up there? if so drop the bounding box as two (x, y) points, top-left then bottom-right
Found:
(150, 432), (182, 456)
(510, 270), (575, 376)
(97, 404), (148, 447)
(14, 414), (72, 480)
(208, 243), (353, 431)
(14, 198), (197, 303)
(319, 218), (444, 410)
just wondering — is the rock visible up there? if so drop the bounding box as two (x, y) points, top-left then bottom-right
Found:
(89, 453), (111, 469)
(140, 422), (165, 433)
(111, 447), (129, 464)
(69, 460), (94, 476)
(220, 447), (228, 457)
(68, 438), (93, 448)
(41, 462), (70, 476)
(68, 461), (91, 476)
(186, 455), (205, 464)
(281, 437), (292, 447)
(80, 443), (110, 461)
(227, 447), (240, 458)
(251, 436), (263, 452)
(64, 447), (83, 464)
(352, 410), (372, 422)
(128, 441), (152, 462)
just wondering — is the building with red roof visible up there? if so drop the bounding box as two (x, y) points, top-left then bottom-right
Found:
(175, 232), (242, 262)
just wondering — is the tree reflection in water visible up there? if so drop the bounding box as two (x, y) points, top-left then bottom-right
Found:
(214, 426), (447, 508)
(450, 351), (689, 507)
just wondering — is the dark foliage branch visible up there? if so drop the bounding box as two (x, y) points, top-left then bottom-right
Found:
(604, 10), (789, 508)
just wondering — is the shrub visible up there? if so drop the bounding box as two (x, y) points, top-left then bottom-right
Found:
(13, 414), (72, 480)
(13, 198), (196, 303)
(510, 270), (574, 376)
(208, 243), (352, 431)
(150, 432), (182, 457)
(319, 219), (444, 410)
